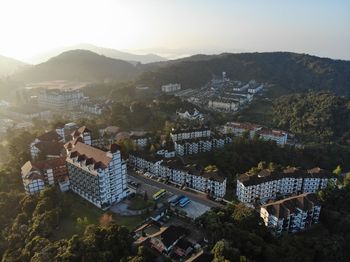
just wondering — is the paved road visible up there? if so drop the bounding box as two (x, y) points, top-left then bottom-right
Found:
(128, 171), (222, 208)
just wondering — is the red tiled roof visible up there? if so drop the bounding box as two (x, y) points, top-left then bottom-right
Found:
(34, 141), (65, 156)
(68, 142), (112, 169)
(37, 130), (63, 142)
(21, 156), (67, 175)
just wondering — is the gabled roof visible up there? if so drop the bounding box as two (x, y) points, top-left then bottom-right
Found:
(21, 157), (67, 176)
(160, 225), (186, 249)
(68, 142), (112, 170)
(71, 126), (91, 137)
(37, 130), (63, 142)
(34, 141), (65, 156)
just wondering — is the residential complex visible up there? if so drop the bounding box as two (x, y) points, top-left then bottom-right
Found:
(236, 167), (337, 204)
(174, 135), (232, 156)
(223, 122), (288, 145)
(170, 126), (211, 142)
(161, 83), (181, 93)
(260, 193), (321, 235)
(65, 139), (128, 209)
(38, 89), (84, 109)
(21, 157), (69, 194)
(129, 153), (227, 197)
(176, 108), (204, 121)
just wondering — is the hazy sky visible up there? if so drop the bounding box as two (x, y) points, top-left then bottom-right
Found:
(0, 0), (349, 61)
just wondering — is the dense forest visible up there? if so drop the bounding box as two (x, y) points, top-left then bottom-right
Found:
(137, 52), (350, 97)
(273, 91), (350, 143)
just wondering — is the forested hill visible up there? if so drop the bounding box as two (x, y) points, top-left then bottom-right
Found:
(0, 55), (28, 77)
(12, 50), (141, 82)
(137, 52), (350, 97)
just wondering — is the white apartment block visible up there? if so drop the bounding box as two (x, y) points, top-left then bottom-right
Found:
(170, 127), (211, 142)
(161, 83), (181, 93)
(260, 193), (321, 236)
(130, 135), (149, 149)
(66, 141), (128, 209)
(258, 129), (288, 145)
(129, 154), (227, 197)
(236, 167), (337, 204)
(208, 99), (239, 112)
(174, 136), (232, 156)
(38, 89), (84, 109)
(80, 102), (103, 115)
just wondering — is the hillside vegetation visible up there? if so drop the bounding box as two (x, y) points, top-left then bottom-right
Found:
(12, 50), (141, 82)
(273, 91), (350, 143)
(137, 52), (350, 96)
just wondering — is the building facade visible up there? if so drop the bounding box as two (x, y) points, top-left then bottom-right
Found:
(38, 89), (84, 109)
(21, 157), (69, 194)
(170, 127), (211, 142)
(66, 141), (128, 209)
(236, 167), (337, 204)
(161, 83), (181, 93)
(260, 193), (321, 235)
(129, 153), (227, 197)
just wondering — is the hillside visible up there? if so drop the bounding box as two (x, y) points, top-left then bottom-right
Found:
(27, 44), (167, 64)
(13, 50), (140, 82)
(137, 52), (350, 97)
(0, 55), (28, 77)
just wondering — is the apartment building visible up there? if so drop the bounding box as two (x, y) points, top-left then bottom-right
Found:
(257, 128), (288, 145)
(80, 102), (103, 115)
(236, 167), (337, 204)
(71, 126), (92, 145)
(174, 136), (232, 156)
(38, 89), (84, 109)
(129, 153), (227, 197)
(208, 99), (239, 112)
(66, 141), (128, 209)
(260, 193), (321, 235)
(170, 127), (211, 142)
(176, 108), (204, 121)
(130, 134), (149, 148)
(223, 122), (288, 145)
(161, 83), (181, 93)
(21, 157), (69, 194)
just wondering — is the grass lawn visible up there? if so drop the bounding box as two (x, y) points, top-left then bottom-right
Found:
(51, 192), (146, 240)
(128, 195), (154, 210)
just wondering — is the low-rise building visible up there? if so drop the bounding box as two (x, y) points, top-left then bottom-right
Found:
(176, 108), (204, 121)
(223, 122), (288, 145)
(174, 136), (232, 156)
(161, 83), (181, 93)
(170, 127), (211, 142)
(208, 99), (239, 112)
(236, 167), (337, 204)
(129, 153), (227, 198)
(21, 157), (68, 194)
(260, 193), (321, 235)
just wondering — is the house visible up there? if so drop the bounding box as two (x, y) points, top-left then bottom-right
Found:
(30, 130), (65, 159)
(260, 193), (321, 235)
(236, 167), (337, 204)
(173, 238), (194, 258)
(21, 157), (68, 194)
(161, 83), (181, 93)
(65, 140), (128, 209)
(150, 225), (187, 253)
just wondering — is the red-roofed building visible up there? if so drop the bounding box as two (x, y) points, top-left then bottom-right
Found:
(21, 157), (69, 194)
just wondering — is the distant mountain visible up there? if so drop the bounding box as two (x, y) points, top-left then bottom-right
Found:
(13, 50), (140, 83)
(137, 52), (350, 97)
(0, 55), (29, 77)
(27, 44), (167, 64)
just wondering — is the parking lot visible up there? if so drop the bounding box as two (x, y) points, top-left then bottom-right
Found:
(128, 171), (216, 219)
